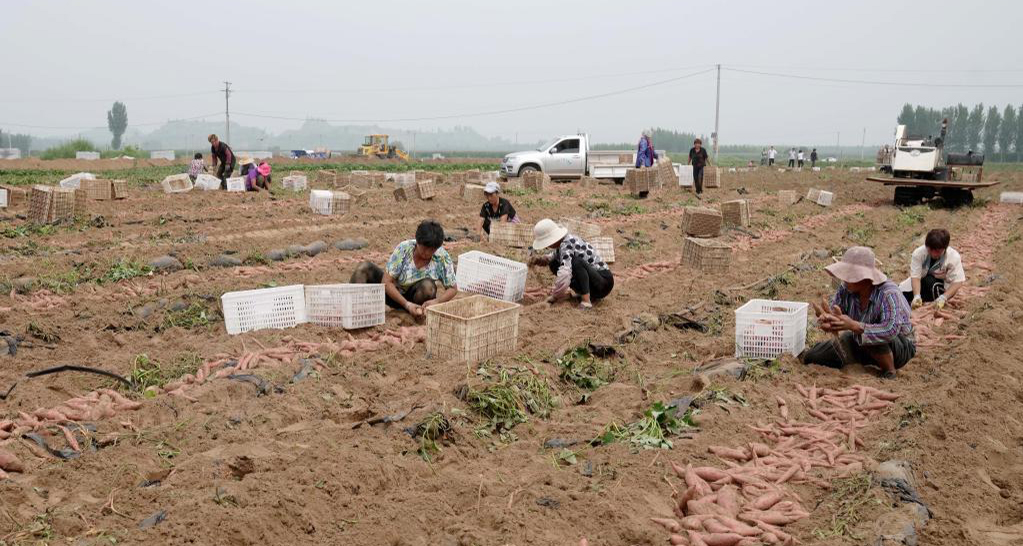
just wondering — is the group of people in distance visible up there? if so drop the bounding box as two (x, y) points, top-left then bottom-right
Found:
(188, 134), (272, 192)
(197, 132), (960, 382)
(761, 146), (818, 169)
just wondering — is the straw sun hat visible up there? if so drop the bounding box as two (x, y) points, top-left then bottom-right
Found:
(532, 219), (567, 251)
(824, 246), (887, 285)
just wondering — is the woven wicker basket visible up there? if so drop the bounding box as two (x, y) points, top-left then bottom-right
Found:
(705, 166), (722, 189)
(590, 236), (615, 264)
(426, 295), (521, 364)
(656, 159), (678, 188)
(393, 187), (409, 202)
(1, 186), (27, 207)
(29, 186), (53, 223)
(29, 186), (78, 224)
(721, 199), (751, 228)
(316, 170), (337, 186)
(462, 184), (485, 203)
(81, 179), (113, 200)
(523, 171), (550, 191)
(778, 190), (798, 206)
(559, 218), (601, 240)
(73, 187), (87, 219)
(618, 153), (633, 164)
(625, 167), (654, 196)
(682, 237), (731, 272)
(681, 207), (723, 238)
(111, 180), (128, 199)
(416, 179), (436, 200)
(488, 221), (533, 248)
(464, 169), (483, 184)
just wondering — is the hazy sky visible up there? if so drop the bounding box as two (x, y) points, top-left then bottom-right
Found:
(2, 0), (1022, 146)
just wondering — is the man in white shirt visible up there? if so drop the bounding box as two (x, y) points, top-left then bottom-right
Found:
(787, 148), (797, 168)
(768, 146), (777, 166)
(797, 149), (805, 169)
(899, 228), (966, 309)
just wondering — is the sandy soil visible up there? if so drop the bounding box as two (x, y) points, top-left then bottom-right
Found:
(0, 164), (1021, 545)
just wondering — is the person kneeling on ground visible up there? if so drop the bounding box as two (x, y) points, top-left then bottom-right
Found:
(800, 246), (916, 379)
(247, 160), (272, 191)
(477, 181), (519, 239)
(350, 220), (457, 318)
(527, 219), (613, 310)
(900, 228), (965, 310)
(188, 152), (207, 183)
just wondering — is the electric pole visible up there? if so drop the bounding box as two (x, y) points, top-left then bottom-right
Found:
(836, 132), (841, 162)
(860, 127), (866, 161)
(713, 64), (721, 161)
(223, 81), (232, 143)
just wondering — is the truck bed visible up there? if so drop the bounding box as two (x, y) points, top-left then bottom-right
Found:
(591, 163), (683, 180)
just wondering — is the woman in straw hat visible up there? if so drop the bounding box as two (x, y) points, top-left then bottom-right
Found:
(527, 219), (613, 310)
(801, 246), (915, 379)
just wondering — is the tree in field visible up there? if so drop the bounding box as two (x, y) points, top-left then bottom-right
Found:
(983, 105), (1001, 157)
(107, 101), (128, 150)
(966, 104), (985, 152)
(897, 104), (916, 133)
(999, 104), (1017, 162)
(1017, 104), (1023, 162)
(950, 104), (970, 152)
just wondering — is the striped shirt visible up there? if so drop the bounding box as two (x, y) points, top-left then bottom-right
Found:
(830, 281), (914, 346)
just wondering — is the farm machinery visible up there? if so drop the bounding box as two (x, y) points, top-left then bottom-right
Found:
(357, 134), (409, 161)
(867, 118), (995, 206)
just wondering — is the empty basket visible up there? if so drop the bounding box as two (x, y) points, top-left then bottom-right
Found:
(778, 190), (798, 206)
(815, 190), (834, 207)
(462, 184), (486, 203)
(721, 199), (751, 228)
(705, 166), (722, 189)
(456, 251), (528, 302)
(282, 175), (308, 191)
(678, 165), (694, 187)
(682, 237), (731, 272)
(656, 159), (678, 188)
(590, 236), (615, 264)
(489, 222), (534, 248)
(111, 180), (128, 199)
(305, 284), (385, 329)
(194, 174), (221, 191)
(161, 174), (193, 194)
(226, 177), (246, 192)
(559, 218), (601, 240)
(681, 207), (723, 237)
(734, 299), (809, 359)
(221, 285), (307, 335)
(316, 170), (337, 186)
(416, 179), (436, 200)
(1001, 192), (1023, 204)
(310, 190), (351, 215)
(426, 295), (521, 364)
(625, 167), (654, 196)
(81, 179), (113, 200)
(0, 188), (6, 208)
(523, 171), (550, 191)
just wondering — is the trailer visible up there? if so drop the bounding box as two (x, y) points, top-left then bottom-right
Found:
(865, 176), (997, 207)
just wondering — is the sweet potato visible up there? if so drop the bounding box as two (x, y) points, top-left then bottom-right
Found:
(709, 446), (749, 461)
(694, 466), (730, 482)
(687, 531), (710, 546)
(651, 517), (682, 533)
(700, 533), (746, 546)
(703, 518), (731, 534)
(716, 486), (740, 516)
(669, 534), (688, 546)
(738, 510), (804, 525)
(686, 463), (714, 496)
(0, 448), (24, 472)
(680, 515), (714, 530)
(750, 491), (783, 511)
(712, 516), (761, 537)
(688, 499), (729, 517)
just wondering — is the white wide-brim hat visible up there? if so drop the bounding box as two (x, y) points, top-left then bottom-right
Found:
(531, 218), (568, 251)
(825, 246), (887, 285)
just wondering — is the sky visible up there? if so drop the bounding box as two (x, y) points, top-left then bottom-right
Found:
(1, 0), (1022, 147)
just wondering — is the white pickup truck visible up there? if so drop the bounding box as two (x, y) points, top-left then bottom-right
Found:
(500, 133), (680, 183)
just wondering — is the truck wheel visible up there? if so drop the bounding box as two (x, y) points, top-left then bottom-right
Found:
(940, 188), (973, 207)
(518, 165), (539, 176)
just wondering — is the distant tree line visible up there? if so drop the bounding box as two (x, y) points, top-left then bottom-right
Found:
(0, 129), (32, 154)
(592, 128), (704, 153)
(897, 103), (1023, 161)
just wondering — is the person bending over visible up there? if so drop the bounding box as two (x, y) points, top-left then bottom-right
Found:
(528, 219), (614, 311)
(801, 246), (916, 380)
(350, 220), (457, 318)
(477, 181), (519, 239)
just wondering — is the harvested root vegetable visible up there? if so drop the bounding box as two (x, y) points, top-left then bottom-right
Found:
(700, 533), (746, 546)
(669, 535), (688, 546)
(750, 491), (783, 511)
(0, 448), (24, 472)
(651, 517), (682, 533)
(738, 510), (805, 525)
(709, 446), (749, 461)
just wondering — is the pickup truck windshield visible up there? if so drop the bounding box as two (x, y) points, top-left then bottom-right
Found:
(553, 139), (580, 154)
(537, 138), (559, 152)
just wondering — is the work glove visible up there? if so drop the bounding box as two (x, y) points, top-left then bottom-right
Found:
(911, 295), (923, 309)
(936, 295), (947, 310)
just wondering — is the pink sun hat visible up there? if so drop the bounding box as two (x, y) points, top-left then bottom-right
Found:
(257, 162), (271, 177)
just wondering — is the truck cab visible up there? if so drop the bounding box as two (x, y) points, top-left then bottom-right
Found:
(501, 134), (589, 179)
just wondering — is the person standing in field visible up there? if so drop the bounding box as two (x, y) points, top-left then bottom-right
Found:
(797, 149), (805, 169)
(760, 148), (767, 166)
(788, 148), (797, 168)
(635, 131), (656, 168)
(768, 146), (777, 166)
(810, 148), (819, 169)
(208, 134), (235, 190)
(687, 138), (711, 196)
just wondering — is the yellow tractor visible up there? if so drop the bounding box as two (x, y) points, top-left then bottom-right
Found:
(357, 134), (409, 160)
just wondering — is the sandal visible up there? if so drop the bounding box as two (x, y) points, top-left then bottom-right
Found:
(578, 301), (593, 311)
(881, 370), (897, 380)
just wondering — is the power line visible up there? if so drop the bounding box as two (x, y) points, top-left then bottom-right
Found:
(726, 63), (1023, 74)
(232, 68), (716, 123)
(724, 67), (1023, 88)
(0, 91), (221, 104)
(0, 112), (223, 131)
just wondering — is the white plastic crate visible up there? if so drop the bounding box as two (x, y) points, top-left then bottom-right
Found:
(221, 285), (308, 335)
(75, 151), (100, 160)
(226, 176), (246, 192)
(1000, 192), (1023, 204)
(59, 172), (96, 189)
(678, 165), (694, 187)
(282, 175), (308, 191)
(305, 284), (385, 329)
(195, 174), (221, 191)
(816, 190), (834, 207)
(735, 299), (809, 359)
(456, 251), (528, 302)
(161, 173), (193, 194)
(0, 188), (6, 208)
(309, 190), (351, 215)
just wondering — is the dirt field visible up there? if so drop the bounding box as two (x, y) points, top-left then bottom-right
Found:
(1, 164), (1021, 545)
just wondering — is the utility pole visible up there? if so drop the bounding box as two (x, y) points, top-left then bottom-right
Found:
(860, 127), (866, 161)
(713, 64), (721, 162)
(836, 132), (841, 162)
(223, 81), (232, 143)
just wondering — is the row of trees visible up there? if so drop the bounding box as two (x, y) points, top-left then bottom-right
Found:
(0, 129), (32, 154)
(897, 103), (1023, 161)
(592, 128), (703, 153)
